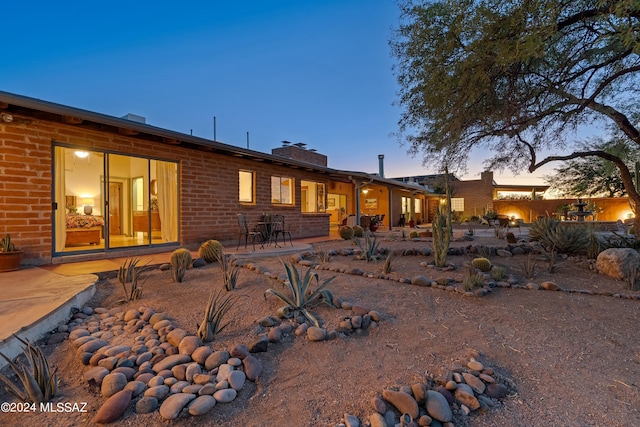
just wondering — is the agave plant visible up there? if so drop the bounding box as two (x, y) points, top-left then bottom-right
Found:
(264, 260), (338, 327)
(197, 288), (238, 342)
(118, 257), (152, 302)
(354, 232), (381, 262)
(0, 335), (58, 404)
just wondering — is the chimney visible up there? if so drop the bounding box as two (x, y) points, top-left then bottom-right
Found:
(378, 154), (385, 178)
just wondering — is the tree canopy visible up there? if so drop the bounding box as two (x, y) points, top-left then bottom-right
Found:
(544, 139), (639, 198)
(391, 0), (640, 220)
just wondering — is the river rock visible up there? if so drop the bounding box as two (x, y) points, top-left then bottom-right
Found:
(307, 326), (326, 341)
(166, 328), (188, 347)
(94, 389), (132, 424)
(101, 372), (128, 397)
(381, 389), (418, 420)
(84, 366), (110, 386)
(205, 350), (230, 370)
(213, 388), (237, 403)
(179, 336), (201, 356)
(191, 346), (213, 365)
(411, 276), (431, 286)
(124, 380), (146, 397)
(462, 372), (486, 394)
(486, 383), (508, 399)
(426, 390), (453, 422)
(248, 335), (269, 353)
(78, 339), (109, 354)
(159, 393), (196, 420)
(243, 355), (262, 381)
(228, 370), (246, 390)
(136, 396), (158, 414)
(541, 281), (560, 291)
(152, 354), (191, 373)
(144, 385), (170, 400)
(229, 344), (249, 359)
(185, 362), (203, 382)
(454, 387), (480, 410)
(188, 395), (216, 415)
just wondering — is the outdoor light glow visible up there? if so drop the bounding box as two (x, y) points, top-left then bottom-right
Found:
(74, 150), (89, 158)
(621, 211), (635, 220)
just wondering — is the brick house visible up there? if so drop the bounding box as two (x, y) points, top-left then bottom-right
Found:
(0, 91), (431, 266)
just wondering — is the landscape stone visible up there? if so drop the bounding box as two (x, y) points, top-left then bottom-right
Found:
(166, 328), (188, 347)
(411, 276), (431, 286)
(228, 370), (246, 390)
(541, 281), (560, 291)
(307, 326), (326, 341)
(188, 395), (216, 415)
(213, 388), (237, 403)
(371, 396), (387, 414)
(124, 380), (146, 397)
(411, 383), (427, 404)
(84, 366), (110, 385)
(101, 372), (128, 397)
(462, 372), (486, 394)
(152, 354), (191, 373)
(596, 248), (640, 280)
(381, 389), (419, 420)
(216, 363), (234, 382)
(369, 412), (386, 427)
(426, 390), (453, 422)
(136, 396), (158, 414)
(267, 327), (282, 342)
(78, 339), (109, 354)
(243, 355), (263, 381)
(179, 335), (201, 356)
(191, 346), (213, 365)
(185, 362), (203, 382)
(454, 387), (480, 411)
(229, 344), (249, 359)
(486, 383), (508, 399)
(344, 413), (360, 427)
(144, 385), (170, 400)
(159, 393), (196, 420)
(94, 389), (132, 424)
(205, 350), (230, 370)
(248, 335), (269, 352)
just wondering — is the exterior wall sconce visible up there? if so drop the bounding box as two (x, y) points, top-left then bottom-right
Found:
(1, 112), (13, 123)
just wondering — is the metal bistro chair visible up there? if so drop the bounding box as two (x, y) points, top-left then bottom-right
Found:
(237, 214), (263, 251)
(271, 214), (293, 247)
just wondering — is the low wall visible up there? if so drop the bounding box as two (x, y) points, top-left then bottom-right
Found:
(493, 198), (631, 223)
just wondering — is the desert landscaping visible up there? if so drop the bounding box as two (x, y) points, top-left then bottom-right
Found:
(0, 226), (639, 427)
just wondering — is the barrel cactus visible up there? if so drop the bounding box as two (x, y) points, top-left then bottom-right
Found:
(353, 226), (364, 238)
(170, 248), (192, 282)
(471, 257), (492, 272)
(409, 231), (419, 239)
(199, 240), (223, 263)
(339, 226), (354, 240)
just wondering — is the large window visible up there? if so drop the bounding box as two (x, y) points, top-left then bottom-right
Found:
(451, 198), (464, 212)
(414, 198), (422, 214)
(301, 180), (326, 213)
(271, 176), (294, 205)
(239, 170), (254, 203)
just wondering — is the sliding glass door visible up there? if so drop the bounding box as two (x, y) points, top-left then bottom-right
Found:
(53, 145), (179, 254)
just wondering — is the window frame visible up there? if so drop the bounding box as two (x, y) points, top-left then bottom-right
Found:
(271, 175), (294, 205)
(238, 170), (255, 204)
(301, 180), (326, 213)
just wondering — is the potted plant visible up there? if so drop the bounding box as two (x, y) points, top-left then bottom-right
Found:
(0, 233), (23, 272)
(369, 216), (380, 232)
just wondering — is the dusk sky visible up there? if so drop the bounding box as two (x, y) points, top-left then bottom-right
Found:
(2, 0), (556, 184)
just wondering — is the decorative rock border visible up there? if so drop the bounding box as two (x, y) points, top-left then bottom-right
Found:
(336, 352), (516, 427)
(64, 305), (267, 423)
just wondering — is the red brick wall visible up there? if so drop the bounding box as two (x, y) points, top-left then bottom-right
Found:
(0, 117), (333, 265)
(450, 171), (495, 218)
(271, 145), (328, 167)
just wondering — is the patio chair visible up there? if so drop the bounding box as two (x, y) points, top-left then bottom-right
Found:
(237, 214), (263, 251)
(271, 214), (293, 247)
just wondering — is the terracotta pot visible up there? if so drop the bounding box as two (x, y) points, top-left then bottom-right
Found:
(0, 251), (23, 272)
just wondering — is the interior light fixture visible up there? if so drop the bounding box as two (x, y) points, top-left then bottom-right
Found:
(75, 150), (89, 159)
(81, 198), (95, 215)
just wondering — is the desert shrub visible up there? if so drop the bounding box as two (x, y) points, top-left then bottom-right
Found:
(471, 257), (492, 272)
(491, 265), (507, 281)
(463, 264), (485, 291)
(520, 253), (537, 279)
(528, 218), (589, 254)
(199, 240), (223, 263)
(381, 253), (395, 274)
(339, 226), (354, 240)
(316, 249), (332, 264)
(353, 226), (364, 238)
(215, 250), (240, 291)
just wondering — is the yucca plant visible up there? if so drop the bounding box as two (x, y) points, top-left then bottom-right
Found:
(215, 250), (240, 291)
(0, 335), (58, 404)
(197, 288), (238, 342)
(264, 260), (338, 327)
(354, 232), (381, 262)
(381, 253), (396, 274)
(316, 249), (332, 264)
(118, 257), (152, 302)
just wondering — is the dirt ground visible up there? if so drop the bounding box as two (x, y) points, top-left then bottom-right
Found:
(1, 232), (639, 427)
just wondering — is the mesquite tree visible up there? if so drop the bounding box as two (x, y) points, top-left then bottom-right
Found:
(391, 0), (640, 229)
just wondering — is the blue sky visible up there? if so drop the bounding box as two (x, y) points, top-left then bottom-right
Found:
(2, 0), (551, 184)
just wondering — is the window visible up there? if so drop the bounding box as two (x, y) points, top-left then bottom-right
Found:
(451, 198), (464, 212)
(271, 176), (293, 205)
(239, 170), (254, 203)
(414, 198), (422, 214)
(301, 180), (326, 212)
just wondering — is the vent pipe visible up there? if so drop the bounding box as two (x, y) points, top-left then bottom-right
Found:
(378, 154), (385, 178)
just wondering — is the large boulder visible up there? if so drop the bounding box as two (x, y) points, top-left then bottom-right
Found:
(596, 248), (640, 280)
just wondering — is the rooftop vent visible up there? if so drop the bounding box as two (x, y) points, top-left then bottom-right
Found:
(281, 140), (292, 146)
(294, 142), (307, 148)
(121, 113), (146, 124)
